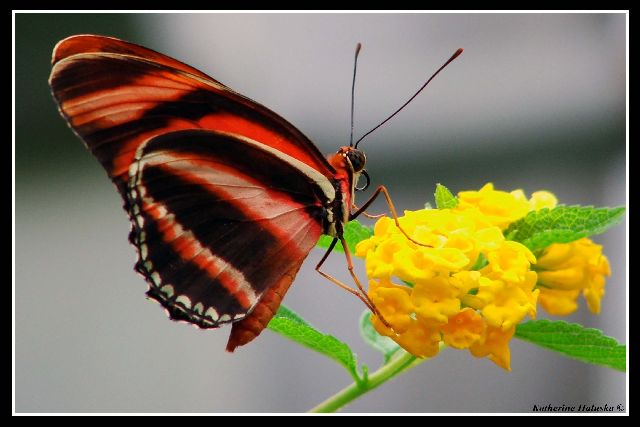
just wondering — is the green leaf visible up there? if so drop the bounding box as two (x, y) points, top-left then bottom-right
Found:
(271, 304), (308, 324)
(268, 305), (363, 382)
(471, 253), (488, 270)
(316, 219), (373, 253)
(505, 205), (625, 252)
(515, 320), (626, 372)
(434, 183), (458, 209)
(359, 311), (401, 363)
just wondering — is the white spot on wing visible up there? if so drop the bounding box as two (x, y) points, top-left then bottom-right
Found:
(151, 272), (161, 285)
(176, 295), (192, 309)
(206, 308), (219, 321)
(160, 284), (174, 298)
(129, 161), (139, 178)
(156, 204), (168, 218)
(193, 302), (204, 314)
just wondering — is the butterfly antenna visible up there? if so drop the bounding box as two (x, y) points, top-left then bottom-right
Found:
(354, 48), (463, 149)
(349, 43), (362, 147)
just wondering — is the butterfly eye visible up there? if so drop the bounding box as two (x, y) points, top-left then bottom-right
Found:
(346, 149), (366, 172)
(355, 169), (370, 192)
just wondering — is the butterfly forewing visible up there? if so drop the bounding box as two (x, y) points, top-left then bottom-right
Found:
(49, 35), (339, 348)
(49, 35), (335, 193)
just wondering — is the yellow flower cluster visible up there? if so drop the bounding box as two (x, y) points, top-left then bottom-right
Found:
(356, 183), (610, 370)
(536, 238), (611, 315)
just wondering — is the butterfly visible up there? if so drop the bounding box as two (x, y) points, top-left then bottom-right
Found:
(49, 35), (462, 352)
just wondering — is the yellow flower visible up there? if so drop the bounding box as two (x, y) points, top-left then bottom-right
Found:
(482, 241), (537, 285)
(357, 200), (538, 370)
(537, 288), (580, 316)
(356, 183), (612, 371)
(441, 308), (485, 349)
(368, 278), (443, 358)
(476, 275), (539, 330)
(469, 325), (516, 371)
(456, 184), (558, 229)
(377, 316), (442, 358)
(450, 270), (482, 295)
(411, 275), (461, 323)
(456, 183), (530, 230)
(536, 238), (611, 315)
(529, 191), (558, 211)
(368, 279), (414, 333)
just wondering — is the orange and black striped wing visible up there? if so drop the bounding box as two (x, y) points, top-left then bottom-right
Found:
(49, 35), (338, 349)
(127, 129), (332, 333)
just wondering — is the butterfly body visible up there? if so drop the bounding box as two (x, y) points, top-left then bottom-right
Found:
(50, 35), (366, 351)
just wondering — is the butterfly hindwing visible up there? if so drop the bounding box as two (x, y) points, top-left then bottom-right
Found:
(128, 129), (332, 327)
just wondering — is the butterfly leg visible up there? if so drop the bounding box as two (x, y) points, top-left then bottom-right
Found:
(315, 238), (374, 311)
(314, 237), (392, 329)
(351, 185), (432, 248)
(351, 203), (386, 219)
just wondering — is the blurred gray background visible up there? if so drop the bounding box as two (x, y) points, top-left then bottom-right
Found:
(15, 13), (626, 413)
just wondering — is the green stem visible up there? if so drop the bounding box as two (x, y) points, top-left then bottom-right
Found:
(308, 351), (423, 413)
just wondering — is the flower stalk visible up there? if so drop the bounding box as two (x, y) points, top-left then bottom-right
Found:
(309, 351), (423, 413)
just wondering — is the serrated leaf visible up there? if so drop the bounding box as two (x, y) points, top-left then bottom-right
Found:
(515, 320), (626, 372)
(434, 183), (458, 209)
(359, 311), (401, 363)
(268, 305), (361, 381)
(316, 219), (373, 253)
(505, 206), (625, 251)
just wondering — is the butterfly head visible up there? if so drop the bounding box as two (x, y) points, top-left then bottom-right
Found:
(331, 146), (370, 192)
(340, 146), (366, 172)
